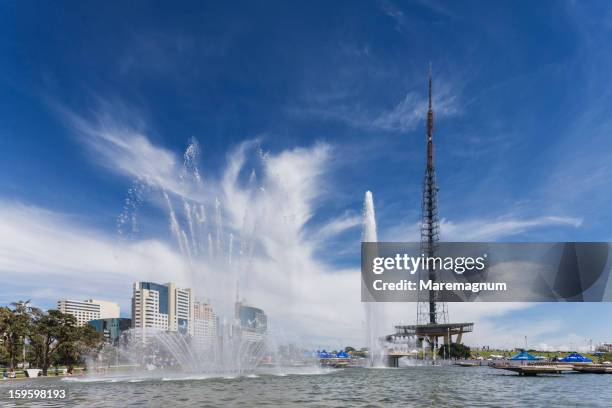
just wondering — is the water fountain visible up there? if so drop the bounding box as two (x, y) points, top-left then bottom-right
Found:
(362, 191), (387, 367)
(362, 191), (421, 368)
(85, 139), (322, 379)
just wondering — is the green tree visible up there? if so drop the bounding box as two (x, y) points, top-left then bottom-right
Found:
(438, 343), (471, 360)
(13, 300), (41, 368)
(29, 310), (79, 375)
(0, 341), (6, 367)
(351, 348), (368, 358)
(0, 301), (33, 370)
(56, 325), (104, 366)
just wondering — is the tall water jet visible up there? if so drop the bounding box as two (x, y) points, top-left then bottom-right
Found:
(362, 191), (385, 367)
(362, 191), (377, 243)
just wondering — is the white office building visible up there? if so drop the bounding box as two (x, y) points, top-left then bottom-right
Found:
(57, 298), (120, 326)
(131, 282), (193, 335)
(90, 299), (120, 319)
(193, 301), (218, 347)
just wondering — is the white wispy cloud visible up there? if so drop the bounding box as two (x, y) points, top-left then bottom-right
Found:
(372, 87), (460, 132)
(385, 215), (582, 242)
(295, 78), (460, 133)
(379, 0), (453, 35)
(0, 201), (191, 304)
(440, 216), (583, 241)
(61, 105), (186, 197)
(379, 0), (408, 33)
(315, 213), (362, 241)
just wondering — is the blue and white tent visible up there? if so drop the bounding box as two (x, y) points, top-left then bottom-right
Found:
(559, 353), (592, 363)
(509, 351), (537, 361)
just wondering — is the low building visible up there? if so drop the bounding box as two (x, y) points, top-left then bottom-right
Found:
(89, 299), (120, 319)
(57, 298), (120, 326)
(597, 343), (612, 352)
(89, 318), (132, 345)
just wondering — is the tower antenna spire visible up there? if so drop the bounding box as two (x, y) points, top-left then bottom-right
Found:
(426, 63), (434, 168)
(428, 62), (432, 109)
(418, 63), (446, 327)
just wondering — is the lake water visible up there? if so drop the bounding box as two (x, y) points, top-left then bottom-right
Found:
(1, 365), (611, 407)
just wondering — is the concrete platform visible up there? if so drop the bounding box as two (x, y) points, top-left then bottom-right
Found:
(573, 365), (612, 374)
(492, 364), (574, 376)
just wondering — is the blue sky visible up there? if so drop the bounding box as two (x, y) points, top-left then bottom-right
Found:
(1, 0), (612, 349)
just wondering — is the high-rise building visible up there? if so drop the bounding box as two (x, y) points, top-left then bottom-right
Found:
(57, 298), (120, 326)
(193, 301), (218, 347)
(131, 282), (193, 335)
(170, 283), (193, 334)
(131, 282), (169, 331)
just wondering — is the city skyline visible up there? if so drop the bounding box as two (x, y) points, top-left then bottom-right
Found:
(52, 282), (262, 328)
(2, 1), (612, 350)
(58, 280), (223, 346)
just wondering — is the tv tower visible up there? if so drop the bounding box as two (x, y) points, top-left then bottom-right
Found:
(416, 64), (448, 327)
(385, 66), (473, 365)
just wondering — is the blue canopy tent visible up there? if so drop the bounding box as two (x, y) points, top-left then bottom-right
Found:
(509, 351), (537, 361)
(317, 350), (332, 359)
(335, 351), (350, 358)
(559, 353), (592, 363)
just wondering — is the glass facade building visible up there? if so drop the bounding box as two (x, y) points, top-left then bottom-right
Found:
(236, 303), (268, 333)
(138, 282), (169, 314)
(89, 318), (132, 345)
